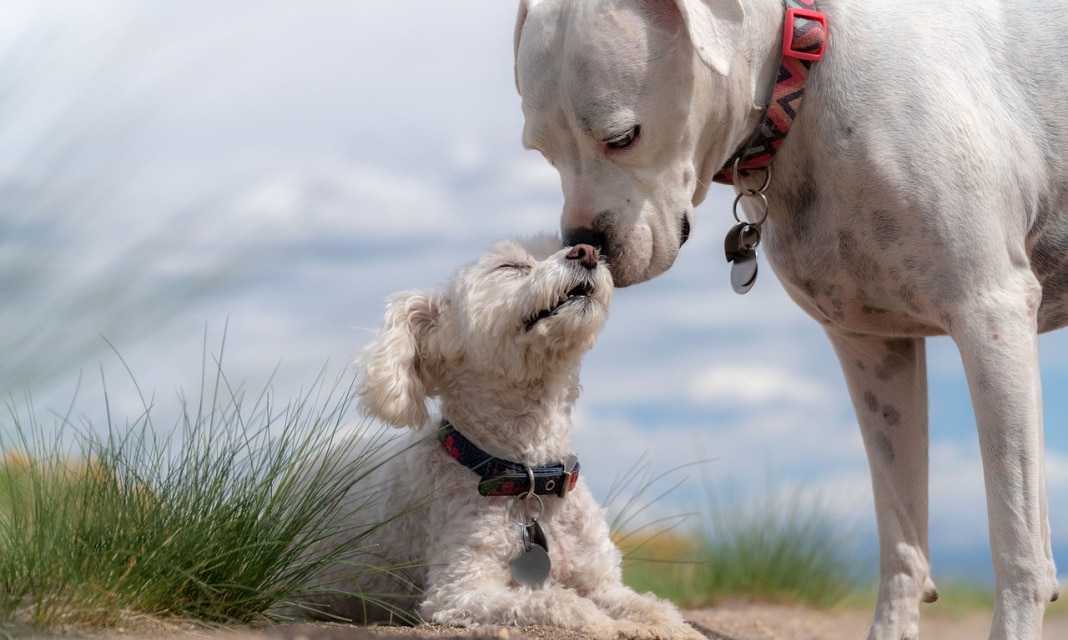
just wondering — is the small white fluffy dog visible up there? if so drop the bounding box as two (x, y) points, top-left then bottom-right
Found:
(305, 235), (701, 639)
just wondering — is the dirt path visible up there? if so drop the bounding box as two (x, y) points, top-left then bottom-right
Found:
(8, 602), (1067, 640)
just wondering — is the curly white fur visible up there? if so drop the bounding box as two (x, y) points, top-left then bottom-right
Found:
(301, 235), (701, 640)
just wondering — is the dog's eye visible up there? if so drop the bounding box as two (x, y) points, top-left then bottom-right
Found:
(496, 262), (532, 275)
(605, 125), (640, 150)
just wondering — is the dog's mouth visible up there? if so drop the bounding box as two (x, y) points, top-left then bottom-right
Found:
(523, 282), (596, 331)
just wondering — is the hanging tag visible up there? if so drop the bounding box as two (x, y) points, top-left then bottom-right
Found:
(527, 517), (548, 552)
(723, 222), (751, 263)
(730, 252), (759, 294)
(510, 518), (551, 587)
(724, 222), (760, 294)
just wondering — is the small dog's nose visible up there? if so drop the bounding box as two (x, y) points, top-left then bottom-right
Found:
(566, 243), (599, 270)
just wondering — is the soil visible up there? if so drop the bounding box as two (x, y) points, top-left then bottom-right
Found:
(7, 600), (1067, 640)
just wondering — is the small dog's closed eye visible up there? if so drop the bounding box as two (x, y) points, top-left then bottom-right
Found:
(293, 234), (702, 639)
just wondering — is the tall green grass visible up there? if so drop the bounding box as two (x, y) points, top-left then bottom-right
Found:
(619, 478), (864, 609)
(0, 353), (402, 628)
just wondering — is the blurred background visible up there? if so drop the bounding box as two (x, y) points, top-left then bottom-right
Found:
(1, 0), (1066, 585)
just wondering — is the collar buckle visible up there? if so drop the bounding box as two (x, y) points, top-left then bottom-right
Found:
(782, 7), (828, 62)
(557, 453), (579, 498)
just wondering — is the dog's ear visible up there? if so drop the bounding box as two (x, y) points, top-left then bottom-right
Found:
(514, 0), (533, 93)
(514, 0), (552, 93)
(357, 290), (441, 429)
(673, 0), (745, 76)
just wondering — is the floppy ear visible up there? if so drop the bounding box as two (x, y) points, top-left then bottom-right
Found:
(513, 0), (542, 93)
(673, 0), (745, 76)
(357, 290), (441, 429)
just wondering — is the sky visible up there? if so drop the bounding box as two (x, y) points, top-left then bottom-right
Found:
(2, 1), (1067, 588)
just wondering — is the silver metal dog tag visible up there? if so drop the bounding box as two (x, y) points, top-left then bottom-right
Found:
(730, 252), (759, 294)
(724, 222), (760, 294)
(510, 519), (551, 587)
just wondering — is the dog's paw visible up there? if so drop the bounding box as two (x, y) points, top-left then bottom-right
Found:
(588, 589), (705, 639)
(600, 619), (706, 640)
(597, 590), (690, 627)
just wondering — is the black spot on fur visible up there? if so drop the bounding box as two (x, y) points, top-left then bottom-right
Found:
(864, 391), (878, 412)
(873, 431), (895, 465)
(837, 229), (881, 281)
(881, 404), (901, 426)
(870, 209), (901, 250)
(896, 284), (923, 314)
(883, 339), (913, 357)
(875, 354), (909, 381)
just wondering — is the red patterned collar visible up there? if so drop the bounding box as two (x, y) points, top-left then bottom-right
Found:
(713, 0), (827, 184)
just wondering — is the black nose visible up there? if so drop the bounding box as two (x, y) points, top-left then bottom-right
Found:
(566, 243), (599, 269)
(563, 228), (605, 252)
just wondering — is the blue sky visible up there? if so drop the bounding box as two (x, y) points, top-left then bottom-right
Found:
(2, 1), (1067, 587)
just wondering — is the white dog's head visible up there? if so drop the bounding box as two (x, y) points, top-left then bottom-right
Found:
(358, 234), (613, 429)
(514, 0), (758, 286)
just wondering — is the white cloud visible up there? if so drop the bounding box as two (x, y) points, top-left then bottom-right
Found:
(230, 160), (459, 240)
(688, 364), (834, 407)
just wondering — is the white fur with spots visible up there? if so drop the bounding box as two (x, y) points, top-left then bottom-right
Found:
(514, 1), (1067, 638)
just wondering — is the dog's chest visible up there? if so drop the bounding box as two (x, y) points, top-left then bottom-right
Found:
(755, 199), (951, 337)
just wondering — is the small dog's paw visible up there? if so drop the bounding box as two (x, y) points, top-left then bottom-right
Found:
(672, 621), (712, 640)
(601, 590), (693, 630)
(603, 620), (706, 640)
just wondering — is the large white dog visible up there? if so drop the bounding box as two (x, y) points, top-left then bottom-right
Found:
(514, 1), (1067, 639)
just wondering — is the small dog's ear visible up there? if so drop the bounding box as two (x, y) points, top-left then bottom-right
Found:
(357, 290), (441, 429)
(673, 0), (745, 76)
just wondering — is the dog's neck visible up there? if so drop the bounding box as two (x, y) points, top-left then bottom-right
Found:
(711, 0), (828, 183)
(435, 367), (580, 466)
(693, 0), (794, 201)
(740, 0), (796, 111)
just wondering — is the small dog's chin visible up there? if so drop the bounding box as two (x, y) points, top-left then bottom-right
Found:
(524, 299), (606, 341)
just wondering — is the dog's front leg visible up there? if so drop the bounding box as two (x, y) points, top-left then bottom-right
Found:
(949, 284), (1059, 640)
(420, 562), (646, 639)
(826, 332), (935, 640)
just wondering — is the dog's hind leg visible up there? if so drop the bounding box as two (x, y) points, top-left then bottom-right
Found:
(826, 333), (934, 640)
(948, 278), (1059, 640)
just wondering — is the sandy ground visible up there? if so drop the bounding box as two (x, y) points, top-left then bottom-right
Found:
(7, 601), (1068, 640)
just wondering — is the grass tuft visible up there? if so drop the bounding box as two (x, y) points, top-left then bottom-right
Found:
(0, 347), (401, 628)
(619, 476), (863, 609)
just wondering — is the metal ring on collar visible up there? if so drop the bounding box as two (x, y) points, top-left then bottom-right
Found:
(732, 158), (772, 194)
(514, 492), (545, 526)
(733, 190), (770, 226)
(520, 465), (536, 500)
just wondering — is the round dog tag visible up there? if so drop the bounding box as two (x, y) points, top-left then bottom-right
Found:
(510, 543), (551, 587)
(730, 252), (759, 294)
